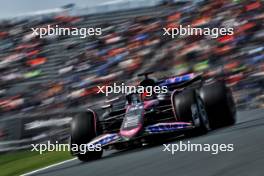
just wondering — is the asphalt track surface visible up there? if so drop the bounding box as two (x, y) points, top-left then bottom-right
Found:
(30, 109), (264, 176)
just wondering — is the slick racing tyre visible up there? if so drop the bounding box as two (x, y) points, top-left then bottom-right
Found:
(173, 89), (210, 135)
(70, 111), (103, 161)
(199, 81), (236, 129)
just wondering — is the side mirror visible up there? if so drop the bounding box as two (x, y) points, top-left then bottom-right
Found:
(101, 104), (112, 109)
(105, 97), (120, 103)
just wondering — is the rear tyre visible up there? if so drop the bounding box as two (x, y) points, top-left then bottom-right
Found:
(199, 81), (236, 129)
(70, 111), (103, 161)
(173, 89), (210, 136)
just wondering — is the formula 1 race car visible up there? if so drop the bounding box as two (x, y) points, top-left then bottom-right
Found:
(70, 72), (236, 161)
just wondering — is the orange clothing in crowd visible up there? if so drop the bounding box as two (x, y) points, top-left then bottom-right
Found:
(27, 57), (47, 66)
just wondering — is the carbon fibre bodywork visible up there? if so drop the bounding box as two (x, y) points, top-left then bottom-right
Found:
(86, 73), (201, 149)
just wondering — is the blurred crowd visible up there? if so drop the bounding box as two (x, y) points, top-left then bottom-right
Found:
(0, 0), (263, 116)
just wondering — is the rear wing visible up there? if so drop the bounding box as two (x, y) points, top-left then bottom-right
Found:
(158, 73), (203, 89)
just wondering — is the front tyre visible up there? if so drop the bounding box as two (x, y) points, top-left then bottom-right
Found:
(70, 111), (103, 161)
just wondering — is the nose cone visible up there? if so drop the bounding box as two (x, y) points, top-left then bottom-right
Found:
(120, 124), (143, 138)
(120, 104), (144, 138)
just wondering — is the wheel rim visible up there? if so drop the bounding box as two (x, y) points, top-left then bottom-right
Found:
(197, 98), (210, 130)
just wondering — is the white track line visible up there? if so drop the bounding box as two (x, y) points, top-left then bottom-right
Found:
(21, 158), (77, 176)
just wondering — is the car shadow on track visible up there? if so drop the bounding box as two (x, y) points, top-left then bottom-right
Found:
(34, 134), (188, 175)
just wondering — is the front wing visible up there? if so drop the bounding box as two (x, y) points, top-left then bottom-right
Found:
(88, 122), (194, 147)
